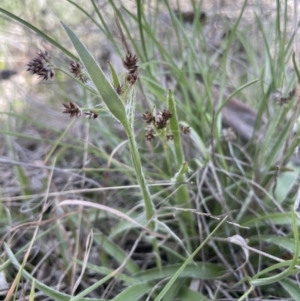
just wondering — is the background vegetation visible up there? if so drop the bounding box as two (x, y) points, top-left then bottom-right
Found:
(1, 0), (300, 300)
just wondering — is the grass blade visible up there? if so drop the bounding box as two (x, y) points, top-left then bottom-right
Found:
(5, 243), (71, 301)
(153, 216), (227, 301)
(61, 22), (129, 130)
(111, 283), (152, 301)
(0, 8), (78, 60)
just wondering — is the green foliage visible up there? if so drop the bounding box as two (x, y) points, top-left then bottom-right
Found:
(1, 0), (300, 300)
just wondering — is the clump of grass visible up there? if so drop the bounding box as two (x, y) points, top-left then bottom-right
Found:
(1, 0), (300, 300)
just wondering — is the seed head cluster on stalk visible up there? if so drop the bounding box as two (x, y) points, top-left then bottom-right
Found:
(26, 26), (190, 147)
(27, 50), (55, 80)
(24, 16), (193, 274)
(142, 109), (190, 142)
(273, 88), (295, 106)
(70, 60), (89, 83)
(62, 102), (82, 118)
(27, 51), (99, 120)
(123, 52), (139, 84)
(26, 43), (189, 143)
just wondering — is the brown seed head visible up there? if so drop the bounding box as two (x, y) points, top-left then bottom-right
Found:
(162, 109), (172, 120)
(180, 126), (190, 134)
(84, 110), (98, 120)
(123, 52), (139, 84)
(274, 88), (295, 106)
(154, 111), (167, 129)
(123, 53), (138, 72)
(116, 84), (124, 95)
(145, 126), (155, 141)
(70, 61), (88, 83)
(154, 109), (172, 129)
(27, 51), (55, 80)
(62, 102), (82, 118)
(167, 134), (174, 141)
(142, 111), (154, 124)
(146, 132), (155, 141)
(127, 72), (139, 85)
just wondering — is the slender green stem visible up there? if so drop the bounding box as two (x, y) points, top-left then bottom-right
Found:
(126, 129), (155, 229)
(152, 236), (162, 270)
(168, 90), (194, 234)
(126, 128), (161, 268)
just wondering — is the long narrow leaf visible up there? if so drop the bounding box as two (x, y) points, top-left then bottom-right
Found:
(111, 283), (152, 301)
(279, 278), (300, 299)
(93, 233), (140, 274)
(5, 243), (71, 301)
(178, 287), (211, 301)
(61, 23), (129, 130)
(134, 262), (226, 282)
(153, 216), (227, 301)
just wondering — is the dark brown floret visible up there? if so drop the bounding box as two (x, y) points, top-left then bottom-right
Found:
(145, 126), (155, 141)
(62, 102), (82, 118)
(70, 61), (88, 83)
(154, 111), (167, 129)
(116, 84), (124, 95)
(142, 111), (154, 124)
(274, 88), (295, 106)
(162, 109), (172, 120)
(180, 126), (190, 134)
(27, 51), (55, 80)
(127, 72), (139, 85)
(154, 110), (172, 129)
(123, 52), (139, 84)
(84, 111), (98, 119)
(146, 132), (155, 141)
(167, 134), (174, 141)
(143, 108), (173, 140)
(123, 53), (138, 72)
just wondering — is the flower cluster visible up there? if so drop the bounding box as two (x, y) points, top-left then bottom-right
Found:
(142, 109), (191, 142)
(62, 102), (98, 120)
(145, 126), (155, 141)
(154, 109), (172, 129)
(274, 88), (295, 106)
(84, 110), (98, 119)
(123, 52), (138, 84)
(180, 125), (190, 134)
(27, 51), (99, 121)
(27, 51), (55, 80)
(62, 102), (82, 118)
(142, 111), (154, 124)
(70, 60), (88, 83)
(116, 84), (124, 95)
(142, 109), (173, 141)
